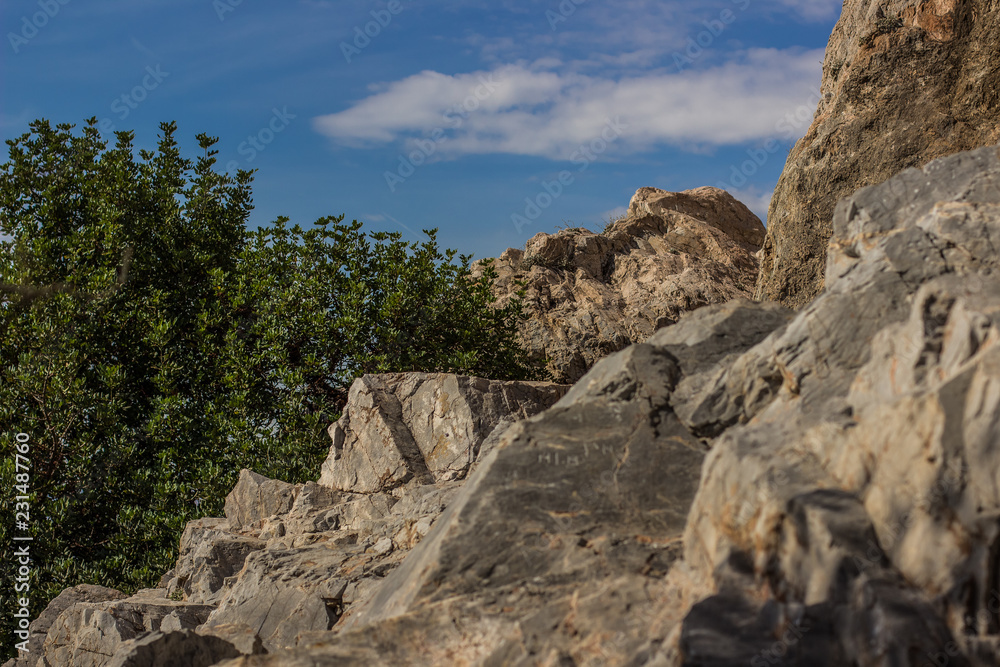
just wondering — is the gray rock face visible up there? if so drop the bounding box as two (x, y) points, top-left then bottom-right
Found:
(209, 145), (1000, 667)
(164, 518), (264, 605)
(23, 372), (565, 665)
(8, 585), (125, 667)
(318, 373), (569, 494)
(204, 298), (791, 666)
(23, 147), (1000, 666)
(343, 344), (706, 631)
(105, 630), (244, 667)
(37, 590), (215, 667)
(680, 144), (1000, 666)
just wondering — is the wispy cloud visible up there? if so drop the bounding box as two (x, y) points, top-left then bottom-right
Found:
(455, 0), (840, 67)
(313, 48), (823, 160)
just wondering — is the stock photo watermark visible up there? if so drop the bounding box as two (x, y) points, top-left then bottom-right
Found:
(546, 0), (587, 31)
(510, 116), (628, 235)
(672, 0), (752, 71)
(225, 107), (297, 172)
(341, 0), (409, 63)
(10, 433), (34, 656)
(98, 65), (170, 135)
(918, 587), (1000, 665)
(716, 87), (822, 192)
(7, 0), (71, 54)
(383, 73), (504, 192)
(750, 619), (807, 667)
(213, 0), (244, 22)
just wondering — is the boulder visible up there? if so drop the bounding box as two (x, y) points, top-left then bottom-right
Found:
(480, 186), (765, 383)
(225, 470), (300, 534)
(755, 0), (1000, 307)
(37, 590), (215, 667)
(223, 298), (790, 665)
(194, 624), (266, 656)
(680, 145), (1000, 665)
(23, 140), (1000, 665)
(8, 585), (126, 667)
(205, 145), (1000, 667)
(200, 544), (351, 653)
(199, 480), (465, 653)
(164, 518), (265, 604)
(318, 373), (569, 494)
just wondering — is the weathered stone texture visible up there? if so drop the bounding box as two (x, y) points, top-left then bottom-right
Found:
(318, 373), (568, 494)
(756, 0), (1000, 307)
(481, 186), (765, 383)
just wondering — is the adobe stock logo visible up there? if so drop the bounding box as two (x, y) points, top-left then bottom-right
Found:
(546, 0), (587, 30)
(213, 0), (244, 21)
(341, 0), (410, 63)
(7, 0), (72, 54)
(225, 107), (297, 172)
(98, 66), (170, 135)
(383, 73), (504, 192)
(672, 0), (752, 71)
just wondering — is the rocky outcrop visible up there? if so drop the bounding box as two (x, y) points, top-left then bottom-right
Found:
(105, 631), (246, 667)
(679, 144), (1000, 665)
(318, 373), (569, 493)
(18, 146), (1000, 666)
(220, 146), (1000, 666)
(206, 298), (791, 666)
(481, 186), (766, 383)
(36, 589), (216, 666)
(7, 586), (125, 667)
(17, 373), (566, 666)
(756, 0), (1000, 308)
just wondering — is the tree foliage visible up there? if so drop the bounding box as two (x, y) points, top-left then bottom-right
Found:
(0, 119), (543, 656)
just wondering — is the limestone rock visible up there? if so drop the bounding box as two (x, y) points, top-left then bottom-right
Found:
(680, 145), (1000, 665)
(318, 373), (569, 494)
(225, 470), (300, 534)
(220, 298), (790, 665)
(165, 518), (265, 604)
(105, 630), (243, 667)
(480, 186), (765, 383)
(199, 480), (466, 653)
(194, 624), (266, 656)
(9, 585), (126, 667)
(200, 545), (351, 652)
(26, 144), (1000, 666)
(37, 592), (215, 667)
(756, 0), (1000, 307)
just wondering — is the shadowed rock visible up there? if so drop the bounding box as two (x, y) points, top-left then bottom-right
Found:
(681, 145), (1000, 666)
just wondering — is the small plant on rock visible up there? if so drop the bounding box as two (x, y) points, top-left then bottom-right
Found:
(859, 14), (903, 48)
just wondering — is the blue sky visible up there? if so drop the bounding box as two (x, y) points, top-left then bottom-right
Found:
(1, 0), (840, 260)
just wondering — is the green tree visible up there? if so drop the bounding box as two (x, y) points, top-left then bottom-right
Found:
(0, 119), (542, 658)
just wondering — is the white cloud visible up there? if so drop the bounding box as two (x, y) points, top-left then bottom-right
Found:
(313, 48), (823, 160)
(725, 186), (774, 221)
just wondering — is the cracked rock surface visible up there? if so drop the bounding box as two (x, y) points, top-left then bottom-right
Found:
(479, 186), (766, 384)
(16, 148), (1000, 667)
